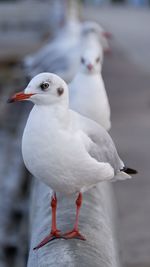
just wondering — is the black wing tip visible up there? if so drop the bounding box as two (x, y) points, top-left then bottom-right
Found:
(121, 167), (138, 175)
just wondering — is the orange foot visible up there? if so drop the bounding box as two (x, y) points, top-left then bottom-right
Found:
(63, 229), (86, 240)
(33, 230), (63, 250)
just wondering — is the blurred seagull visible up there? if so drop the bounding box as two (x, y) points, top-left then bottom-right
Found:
(81, 20), (112, 55)
(8, 73), (137, 249)
(23, 19), (111, 82)
(69, 44), (111, 131)
(23, 15), (81, 81)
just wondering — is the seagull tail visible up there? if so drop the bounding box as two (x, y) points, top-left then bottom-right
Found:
(111, 171), (131, 182)
(111, 166), (138, 182)
(121, 167), (138, 175)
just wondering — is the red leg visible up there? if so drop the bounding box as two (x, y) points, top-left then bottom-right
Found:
(34, 193), (63, 250)
(63, 193), (86, 240)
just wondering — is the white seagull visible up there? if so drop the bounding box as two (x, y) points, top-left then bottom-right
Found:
(69, 44), (111, 131)
(23, 15), (81, 81)
(81, 20), (112, 56)
(8, 73), (136, 249)
(23, 20), (111, 82)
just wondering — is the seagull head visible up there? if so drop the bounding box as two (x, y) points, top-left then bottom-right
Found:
(80, 48), (103, 74)
(81, 21), (112, 53)
(8, 73), (69, 106)
(81, 21), (112, 40)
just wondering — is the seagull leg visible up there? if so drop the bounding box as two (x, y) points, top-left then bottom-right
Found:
(63, 193), (86, 240)
(34, 192), (63, 250)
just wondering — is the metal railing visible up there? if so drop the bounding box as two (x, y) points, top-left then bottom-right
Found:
(27, 180), (121, 267)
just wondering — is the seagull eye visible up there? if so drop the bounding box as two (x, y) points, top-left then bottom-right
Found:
(96, 57), (100, 63)
(81, 57), (85, 64)
(40, 82), (49, 91)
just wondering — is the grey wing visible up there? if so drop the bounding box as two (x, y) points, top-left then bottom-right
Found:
(23, 44), (63, 77)
(77, 114), (123, 174)
(88, 132), (123, 174)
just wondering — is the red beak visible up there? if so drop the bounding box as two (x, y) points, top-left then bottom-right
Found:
(87, 64), (93, 71)
(7, 92), (35, 103)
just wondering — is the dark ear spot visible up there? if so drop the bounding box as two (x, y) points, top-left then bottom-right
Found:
(96, 57), (100, 63)
(57, 87), (64, 96)
(81, 57), (85, 64)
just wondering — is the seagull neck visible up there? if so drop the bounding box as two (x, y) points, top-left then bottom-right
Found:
(34, 103), (70, 127)
(77, 70), (100, 78)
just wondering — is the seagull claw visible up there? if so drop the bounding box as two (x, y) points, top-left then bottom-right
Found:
(63, 229), (86, 241)
(33, 230), (63, 250)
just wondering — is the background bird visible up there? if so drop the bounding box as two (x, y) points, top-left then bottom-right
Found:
(23, 19), (111, 82)
(69, 43), (111, 131)
(8, 73), (136, 249)
(81, 20), (112, 55)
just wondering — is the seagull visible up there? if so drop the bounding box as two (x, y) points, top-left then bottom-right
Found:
(69, 44), (111, 131)
(23, 14), (81, 81)
(23, 20), (111, 82)
(81, 20), (112, 55)
(8, 73), (136, 249)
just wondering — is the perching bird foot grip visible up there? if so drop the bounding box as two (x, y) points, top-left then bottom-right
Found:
(33, 230), (64, 250)
(63, 229), (86, 240)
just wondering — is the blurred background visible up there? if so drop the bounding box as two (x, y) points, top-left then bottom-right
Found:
(0, 0), (150, 266)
